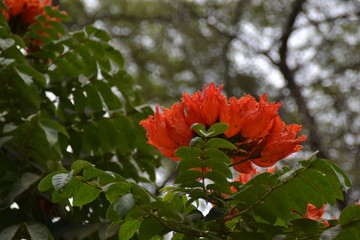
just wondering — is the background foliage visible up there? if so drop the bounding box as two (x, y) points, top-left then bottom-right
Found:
(1, 0), (360, 239)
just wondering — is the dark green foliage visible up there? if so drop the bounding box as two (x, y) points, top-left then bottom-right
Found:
(37, 119), (358, 239)
(0, 6), (159, 239)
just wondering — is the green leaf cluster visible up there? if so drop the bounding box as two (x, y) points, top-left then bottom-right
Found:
(175, 123), (233, 199)
(37, 155), (358, 239)
(0, 6), (159, 239)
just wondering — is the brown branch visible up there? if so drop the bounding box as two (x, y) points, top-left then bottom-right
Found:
(276, 0), (328, 158)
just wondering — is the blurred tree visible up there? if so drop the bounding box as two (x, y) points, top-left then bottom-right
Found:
(60, 0), (360, 205)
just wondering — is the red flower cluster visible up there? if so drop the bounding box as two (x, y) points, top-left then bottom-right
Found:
(1, 0), (59, 24)
(140, 83), (306, 172)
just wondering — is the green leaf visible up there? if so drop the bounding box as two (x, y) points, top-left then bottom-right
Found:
(205, 138), (237, 149)
(155, 202), (183, 220)
(84, 39), (106, 60)
(190, 123), (206, 135)
(52, 170), (73, 191)
(325, 159), (352, 191)
(3, 123), (17, 133)
(0, 38), (15, 50)
(85, 25), (109, 40)
(310, 159), (346, 200)
(206, 123), (229, 137)
(84, 85), (103, 112)
(163, 192), (185, 211)
(260, 188), (292, 222)
(16, 64), (46, 87)
(175, 170), (202, 185)
(46, 20), (65, 35)
(114, 193), (136, 219)
(104, 182), (131, 203)
(50, 176), (100, 205)
(43, 5), (70, 21)
(189, 137), (204, 148)
(83, 166), (105, 180)
(82, 121), (101, 151)
(0, 225), (19, 240)
(0, 58), (15, 66)
(131, 184), (151, 204)
(290, 218), (319, 235)
(340, 205), (360, 226)
(106, 202), (119, 222)
(138, 217), (164, 240)
(15, 67), (33, 85)
(334, 226), (360, 240)
(71, 160), (94, 174)
(26, 223), (50, 240)
(175, 146), (202, 159)
(40, 119), (69, 138)
(94, 80), (122, 110)
(231, 158), (349, 223)
(105, 46), (125, 68)
(38, 171), (67, 192)
(171, 233), (185, 240)
(177, 157), (202, 173)
(98, 119), (119, 152)
(72, 179), (101, 206)
(204, 159), (232, 178)
(296, 168), (335, 204)
(203, 148), (231, 163)
(9, 172), (41, 202)
(118, 219), (141, 240)
(73, 90), (87, 113)
(204, 207), (228, 221)
(204, 171), (231, 194)
(40, 123), (58, 146)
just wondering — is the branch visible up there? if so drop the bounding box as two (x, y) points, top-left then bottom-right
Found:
(225, 164), (310, 221)
(139, 205), (222, 239)
(276, 0), (328, 158)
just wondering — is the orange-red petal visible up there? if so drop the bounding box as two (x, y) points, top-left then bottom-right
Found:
(220, 96), (250, 138)
(200, 83), (226, 126)
(241, 94), (281, 139)
(251, 116), (307, 168)
(140, 106), (186, 160)
(231, 156), (255, 174)
(3, 0), (25, 16)
(304, 203), (326, 220)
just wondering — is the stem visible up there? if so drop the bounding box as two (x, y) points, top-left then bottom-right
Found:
(201, 154), (214, 204)
(201, 166), (211, 202)
(224, 166), (309, 221)
(139, 205), (222, 239)
(73, 175), (103, 190)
